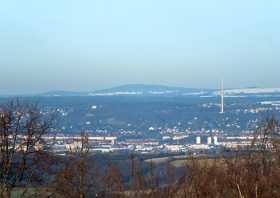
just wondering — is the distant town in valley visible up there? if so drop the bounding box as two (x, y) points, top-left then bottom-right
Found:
(2, 84), (280, 156)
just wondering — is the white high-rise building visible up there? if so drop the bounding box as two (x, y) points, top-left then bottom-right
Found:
(196, 136), (201, 144)
(207, 137), (212, 145)
(213, 136), (218, 145)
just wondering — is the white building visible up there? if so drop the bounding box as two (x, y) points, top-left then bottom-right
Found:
(213, 136), (218, 145)
(196, 136), (201, 144)
(207, 137), (212, 145)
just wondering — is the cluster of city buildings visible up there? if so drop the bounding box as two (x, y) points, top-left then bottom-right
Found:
(50, 132), (257, 155)
(47, 85), (271, 155)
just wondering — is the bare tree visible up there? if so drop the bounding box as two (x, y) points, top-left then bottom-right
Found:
(102, 159), (124, 197)
(0, 100), (53, 197)
(172, 116), (280, 198)
(53, 132), (94, 198)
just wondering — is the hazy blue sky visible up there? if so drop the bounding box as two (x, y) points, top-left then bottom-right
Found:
(0, 0), (280, 94)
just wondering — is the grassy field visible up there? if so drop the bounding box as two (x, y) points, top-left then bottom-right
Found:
(170, 157), (226, 168)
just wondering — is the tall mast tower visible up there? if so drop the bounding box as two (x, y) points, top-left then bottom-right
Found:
(220, 79), (224, 114)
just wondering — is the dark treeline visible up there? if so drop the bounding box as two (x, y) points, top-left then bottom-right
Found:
(0, 101), (280, 198)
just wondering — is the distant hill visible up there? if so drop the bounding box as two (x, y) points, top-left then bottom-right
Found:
(90, 84), (211, 96)
(41, 84), (212, 97)
(39, 90), (88, 97)
(213, 88), (280, 96)
(39, 85), (280, 97)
